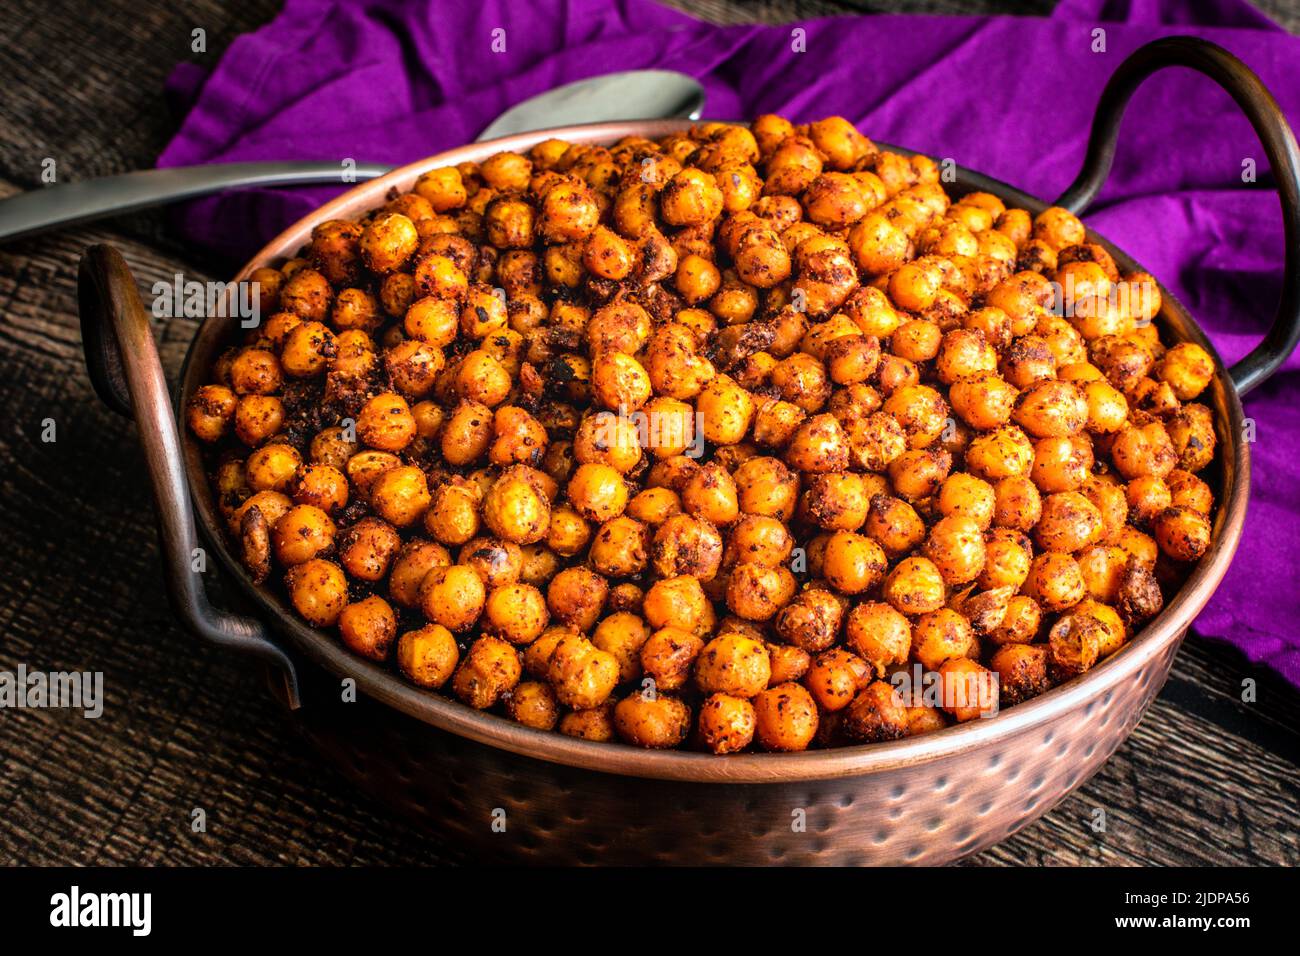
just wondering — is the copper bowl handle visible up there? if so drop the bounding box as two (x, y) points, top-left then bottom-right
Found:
(1055, 35), (1300, 396)
(78, 244), (303, 707)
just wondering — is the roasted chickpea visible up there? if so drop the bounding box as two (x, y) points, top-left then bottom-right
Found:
(1166, 469), (1214, 514)
(420, 563), (487, 632)
(546, 566), (609, 632)
(1046, 612), (1103, 680)
(574, 410), (643, 473)
(538, 177), (600, 243)
(590, 612), (651, 683)
(559, 703), (616, 742)
(280, 321), (337, 378)
(338, 595), (398, 662)
(838, 604), (912, 685)
(888, 261), (941, 312)
(415, 167), (467, 212)
(1153, 505), (1212, 562)
(642, 576), (714, 638)
(233, 395), (285, 447)
(771, 587), (841, 653)
(1023, 552), (1086, 612)
(937, 657), (999, 721)
(733, 456), (800, 520)
(726, 561), (796, 621)
(280, 268), (333, 323)
(229, 491), (291, 539)
(726, 514), (795, 569)
(804, 647), (870, 712)
(270, 504), (335, 568)
(404, 296), (460, 347)
(821, 531), (888, 595)
(546, 634), (619, 709)
(646, 324), (715, 400)
(440, 399), (493, 466)
(1033, 206), (1086, 249)
(330, 517), (398, 584)
(695, 633), (772, 698)
(1111, 420), (1177, 480)
(482, 582), (549, 645)
(503, 681), (558, 730)
(397, 624), (459, 688)
(228, 348), (282, 396)
(965, 426), (1034, 481)
(451, 635), (522, 709)
(1074, 598), (1127, 659)
(387, 539), (450, 609)
(368, 464), (431, 528)
(1034, 491), (1103, 553)
(308, 223), (364, 287)
(921, 514), (985, 584)
(698, 375), (756, 446)
(614, 692), (691, 748)
(887, 447), (952, 501)
(360, 212), (419, 273)
(911, 607), (975, 670)
(936, 473), (995, 529)
(380, 271), (417, 318)
(883, 384), (948, 450)
(460, 533), (525, 587)
(989, 643), (1049, 705)
(630, 626), (701, 693)
(785, 413), (851, 473)
(246, 443), (302, 494)
(1013, 380), (1087, 438)
(589, 516), (650, 578)
(948, 372), (1017, 431)
(1157, 342), (1215, 400)
(286, 558), (348, 627)
(417, 482), (476, 546)
(1166, 403), (1216, 472)
(187, 384), (237, 442)
(566, 462), (629, 522)
(355, 392), (416, 453)
(697, 694), (757, 754)
(859, 495), (920, 558)
(884, 556), (946, 615)
(660, 167), (724, 226)
(480, 465), (550, 545)
(841, 681), (908, 742)
(310, 427), (352, 470)
(752, 682), (819, 751)
(762, 642), (809, 686)
(681, 462), (740, 526)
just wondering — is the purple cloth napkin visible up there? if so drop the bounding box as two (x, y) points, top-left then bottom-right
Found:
(158, 0), (1300, 685)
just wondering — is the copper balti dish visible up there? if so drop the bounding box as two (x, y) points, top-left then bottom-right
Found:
(79, 37), (1300, 865)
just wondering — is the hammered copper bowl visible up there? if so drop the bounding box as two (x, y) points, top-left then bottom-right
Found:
(79, 37), (1300, 864)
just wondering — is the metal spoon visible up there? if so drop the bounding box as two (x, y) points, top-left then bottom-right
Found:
(0, 70), (705, 244)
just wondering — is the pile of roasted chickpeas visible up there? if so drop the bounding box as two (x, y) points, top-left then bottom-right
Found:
(188, 115), (1220, 753)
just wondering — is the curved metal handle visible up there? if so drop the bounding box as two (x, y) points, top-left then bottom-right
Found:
(1055, 36), (1300, 397)
(79, 244), (302, 707)
(0, 161), (392, 245)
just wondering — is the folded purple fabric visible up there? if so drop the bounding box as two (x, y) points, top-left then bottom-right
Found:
(158, 0), (1300, 685)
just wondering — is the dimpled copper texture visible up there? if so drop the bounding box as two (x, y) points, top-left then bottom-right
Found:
(176, 119), (1249, 866)
(288, 630), (1183, 865)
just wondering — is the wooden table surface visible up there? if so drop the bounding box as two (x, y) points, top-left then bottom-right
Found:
(1, 0), (1297, 866)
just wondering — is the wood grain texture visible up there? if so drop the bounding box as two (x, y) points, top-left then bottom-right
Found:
(0, 0), (1297, 867)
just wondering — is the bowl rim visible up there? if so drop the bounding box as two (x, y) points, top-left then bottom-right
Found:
(180, 118), (1250, 783)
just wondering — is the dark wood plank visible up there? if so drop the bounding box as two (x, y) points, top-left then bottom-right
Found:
(0, 0), (1297, 868)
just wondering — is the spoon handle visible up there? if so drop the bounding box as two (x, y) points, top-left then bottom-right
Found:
(0, 161), (393, 244)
